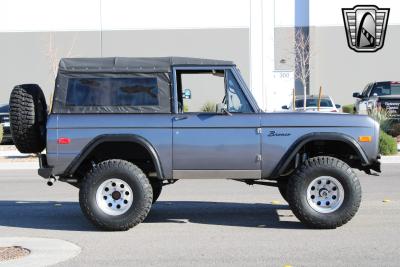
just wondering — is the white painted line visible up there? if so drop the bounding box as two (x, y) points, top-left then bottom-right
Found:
(0, 237), (81, 267)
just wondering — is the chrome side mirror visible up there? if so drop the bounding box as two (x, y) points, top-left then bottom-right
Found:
(216, 103), (232, 115)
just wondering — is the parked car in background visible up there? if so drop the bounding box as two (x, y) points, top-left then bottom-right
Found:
(353, 81), (400, 119)
(0, 104), (12, 144)
(282, 95), (341, 112)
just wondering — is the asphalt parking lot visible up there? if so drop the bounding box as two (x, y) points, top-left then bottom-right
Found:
(0, 164), (399, 267)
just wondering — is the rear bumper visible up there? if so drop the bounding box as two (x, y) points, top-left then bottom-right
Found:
(38, 154), (53, 178)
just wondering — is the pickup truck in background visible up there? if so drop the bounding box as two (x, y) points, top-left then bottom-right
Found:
(353, 81), (400, 119)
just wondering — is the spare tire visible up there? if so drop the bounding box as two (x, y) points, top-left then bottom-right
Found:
(9, 84), (47, 153)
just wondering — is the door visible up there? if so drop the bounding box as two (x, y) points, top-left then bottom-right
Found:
(172, 68), (261, 179)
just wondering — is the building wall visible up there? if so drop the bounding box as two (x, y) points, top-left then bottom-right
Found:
(274, 27), (295, 71)
(0, 29), (249, 103)
(309, 25), (400, 106)
(5, 0), (397, 110)
(308, 0), (400, 106)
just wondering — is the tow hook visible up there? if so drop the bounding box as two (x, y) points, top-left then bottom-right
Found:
(47, 177), (56, 186)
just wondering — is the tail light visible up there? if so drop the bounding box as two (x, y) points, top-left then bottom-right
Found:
(57, 137), (71, 145)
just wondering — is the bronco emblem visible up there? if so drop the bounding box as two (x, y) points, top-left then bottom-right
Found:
(342, 5), (390, 52)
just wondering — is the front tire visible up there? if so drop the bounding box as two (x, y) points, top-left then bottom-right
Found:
(287, 156), (361, 229)
(79, 159), (153, 231)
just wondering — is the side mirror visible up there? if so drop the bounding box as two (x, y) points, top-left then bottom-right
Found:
(216, 103), (227, 113)
(335, 104), (341, 109)
(352, 92), (361, 98)
(216, 103), (231, 115)
(281, 105), (289, 110)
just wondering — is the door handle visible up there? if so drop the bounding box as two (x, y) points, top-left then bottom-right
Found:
(173, 116), (188, 121)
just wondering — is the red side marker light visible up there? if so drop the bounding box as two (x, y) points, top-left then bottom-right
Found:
(57, 137), (71, 145)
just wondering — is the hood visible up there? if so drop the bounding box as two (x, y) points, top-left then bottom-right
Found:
(261, 112), (376, 128)
(377, 95), (400, 100)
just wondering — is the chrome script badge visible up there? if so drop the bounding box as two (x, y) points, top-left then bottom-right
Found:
(342, 5), (390, 52)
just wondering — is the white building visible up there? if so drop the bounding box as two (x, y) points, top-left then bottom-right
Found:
(1, 0), (399, 109)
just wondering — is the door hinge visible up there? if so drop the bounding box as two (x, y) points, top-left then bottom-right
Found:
(256, 154), (262, 162)
(256, 128), (262, 134)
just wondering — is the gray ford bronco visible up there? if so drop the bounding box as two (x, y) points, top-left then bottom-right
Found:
(9, 57), (381, 231)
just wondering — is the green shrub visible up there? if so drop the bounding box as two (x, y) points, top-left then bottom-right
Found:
(379, 130), (398, 155)
(369, 108), (392, 133)
(183, 103), (189, 112)
(201, 102), (216, 112)
(387, 120), (400, 137)
(342, 104), (355, 114)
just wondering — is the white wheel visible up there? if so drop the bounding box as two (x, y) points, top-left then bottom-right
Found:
(306, 176), (344, 213)
(95, 178), (133, 216)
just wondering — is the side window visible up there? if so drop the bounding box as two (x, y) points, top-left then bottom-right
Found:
(178, 70), (225, 113)
(66, 77), (159, 106)
(226, 70), (253, 113)
(176, 69), (253, 113)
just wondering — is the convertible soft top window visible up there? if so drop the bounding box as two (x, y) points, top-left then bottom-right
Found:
(52, 72), (170, 113)
(66, 77), (159, 107)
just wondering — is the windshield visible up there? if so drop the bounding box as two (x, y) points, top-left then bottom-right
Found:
(295, 98), (333, 108)
(371, 82), (400, 96)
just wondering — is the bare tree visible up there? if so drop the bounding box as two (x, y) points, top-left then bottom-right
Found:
(46, 33), (77, 80)
(44, 33), (77, 108)
(294, 29), (311, 110)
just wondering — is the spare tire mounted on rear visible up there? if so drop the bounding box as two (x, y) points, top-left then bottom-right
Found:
(9, 84), (47, 153)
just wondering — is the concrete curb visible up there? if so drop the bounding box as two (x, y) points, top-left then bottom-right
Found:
(0, 237), (81, 267)
(381, 155), (400, 164)
(0, 162), (38, 170)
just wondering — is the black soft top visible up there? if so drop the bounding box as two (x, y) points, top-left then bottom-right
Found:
(59, 57), (235, 73)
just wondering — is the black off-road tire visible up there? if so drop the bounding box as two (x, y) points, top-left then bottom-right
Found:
(150, 179), (163, 204)
(9, 84), (47, 153)
(79, 159), (153, 231)
(277, 178), (288, 202)
(287, 156), (362, 229)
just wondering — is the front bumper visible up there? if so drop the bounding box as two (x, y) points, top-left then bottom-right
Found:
(38, 154), (53, 178)
(370, 159), (381, 173)
(367, 155), (381, 173)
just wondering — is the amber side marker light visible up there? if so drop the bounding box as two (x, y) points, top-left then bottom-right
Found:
(358, 136), (372, 142)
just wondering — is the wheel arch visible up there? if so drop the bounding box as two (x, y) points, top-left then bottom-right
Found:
(271, 132), (369, 178)
(64, 134), (165, 179)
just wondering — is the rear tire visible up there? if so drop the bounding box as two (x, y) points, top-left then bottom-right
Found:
(9, 84), (47, 153)
(287, 156), (361, 229)
(79, 159), (153, 231)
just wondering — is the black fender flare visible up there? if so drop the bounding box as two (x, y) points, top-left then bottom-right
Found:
(64, 134), (165, 179)
(270, 132), (369, 178)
